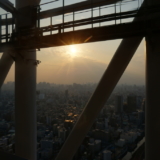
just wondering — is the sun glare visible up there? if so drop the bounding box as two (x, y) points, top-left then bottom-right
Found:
(69, 45), (77, 57)
(71, 46), (76, 53)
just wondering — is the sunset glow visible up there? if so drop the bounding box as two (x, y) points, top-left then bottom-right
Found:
(69, 45), (78, 58)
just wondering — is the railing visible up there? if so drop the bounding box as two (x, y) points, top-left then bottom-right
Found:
(0, 13), (14, 43)
(38, 0), (144, 33)
(1, 0), (160, 46)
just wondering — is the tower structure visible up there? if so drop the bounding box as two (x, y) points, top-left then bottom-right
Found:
(14, 1), (40, 160)
(145, 1), (160, 160)
(0, 0), (160, 160)
(127, 95), (137, 112)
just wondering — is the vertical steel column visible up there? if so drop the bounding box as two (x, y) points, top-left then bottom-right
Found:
(115, 3), (116, 25)
(62, 0), (64, 33)
(73, 10), (75, 31)
(145, 1), (160, 160)
(99, 6), (101, 27)
(15, 50), (37, 160)
(91, 0), (93, 28)
(50, 17), (52, 35)
(37, 6), (40, 29)
(0, 15), (1, 43)
(120, 1), (121, 24)
(6, 14), (8, 43)
(146, 34), (160, 160)
(15, 0), (40, 160)
(11, 14), (14, 35)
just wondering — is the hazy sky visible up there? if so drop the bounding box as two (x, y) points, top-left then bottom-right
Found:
(0, 0), (145, 85)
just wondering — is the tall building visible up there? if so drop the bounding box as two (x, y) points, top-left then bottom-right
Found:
(115, 95), (123, 113)
(103, 150), (111, 160)
(65, 90), (68, 99)
(136, 96), (143, 109)
(127, 95), (137, 112)
(142, 99), (145, 112)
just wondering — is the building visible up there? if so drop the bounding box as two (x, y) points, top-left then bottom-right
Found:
(127, 95), (137, 112)
(103, 150), (111, 160)
(115, 95), (123, 113)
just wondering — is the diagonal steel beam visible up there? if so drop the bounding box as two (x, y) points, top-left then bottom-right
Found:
(55, 1), (146, 159)
(0, 0), (16, 14)
(0, 50), (14, 89)
(0, 29), (15, 89)
(55, 37), (143, 160)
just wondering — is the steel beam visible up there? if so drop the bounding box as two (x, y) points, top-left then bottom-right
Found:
(0, 0), (16, 14)
(15, 49), (37, 160)
(0, 30), (15, 89)
(15, 0), (41, 9)
(1, 0), (121, 25)
(56, 37), (143, 160)
(0, 50), (14, 89)
(55, 1), (146, 159)
(15, 1), (41, 160)
(146, 34), (160, 160)
(145, 1), (160, 160)
(40, 0), (121, 19)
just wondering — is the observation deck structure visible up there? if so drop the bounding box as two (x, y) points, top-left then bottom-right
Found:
(0, 0), (160, 160)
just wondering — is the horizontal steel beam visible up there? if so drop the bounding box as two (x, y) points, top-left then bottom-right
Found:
(33, 21), (147, 47)
(1, 0), (121, 25)
(0, 0), (16, 14)
(40, 0), (121, 19)
(1, 18), (160, 52)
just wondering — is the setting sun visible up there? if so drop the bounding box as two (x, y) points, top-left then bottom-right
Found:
(69, 45), (78, 57)
(71, 45), (76, 53)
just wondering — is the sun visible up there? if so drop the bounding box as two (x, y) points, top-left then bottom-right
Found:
(71, 45), (76, 54)
(69, 45), (77, 57)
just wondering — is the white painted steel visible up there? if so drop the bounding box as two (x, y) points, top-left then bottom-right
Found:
(15, 0), (40, 160)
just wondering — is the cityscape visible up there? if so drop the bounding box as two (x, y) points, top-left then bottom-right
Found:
(0, 82), (145, 160)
